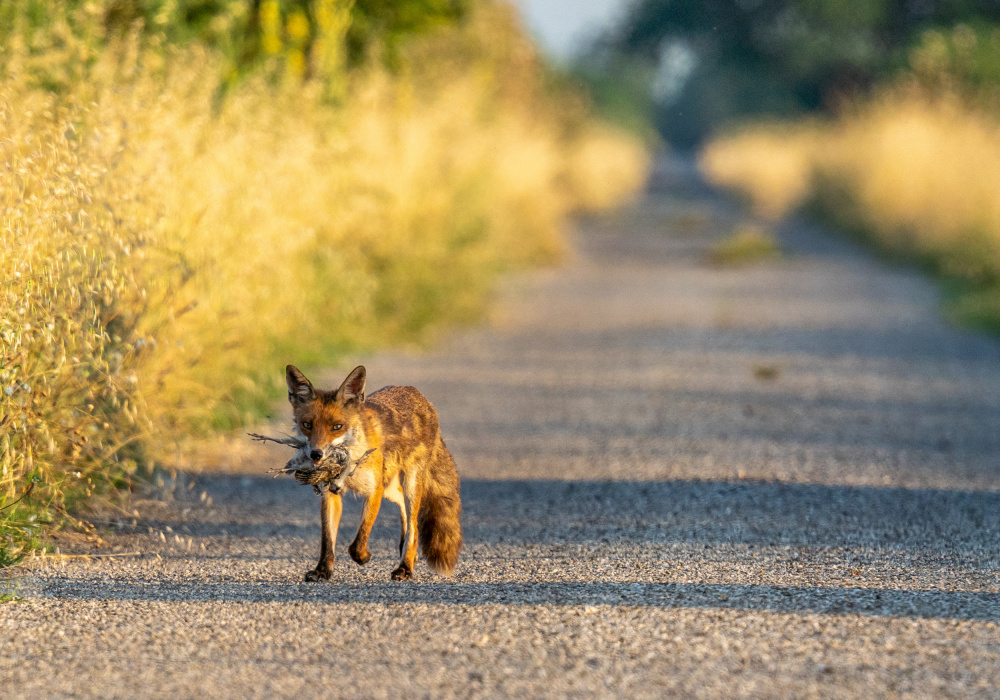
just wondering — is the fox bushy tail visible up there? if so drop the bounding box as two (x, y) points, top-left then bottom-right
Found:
(418, 438), (462, 575)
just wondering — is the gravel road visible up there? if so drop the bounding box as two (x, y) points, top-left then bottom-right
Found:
(3, 158), (1000, 698)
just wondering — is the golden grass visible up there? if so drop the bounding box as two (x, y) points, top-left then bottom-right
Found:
(0, 4), (649, 554)
(700, 126), (817, 221)
(700, 87), (1000, 327)
(0, 69), (152, 547)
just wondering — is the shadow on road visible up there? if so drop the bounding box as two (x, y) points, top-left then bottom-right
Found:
(459, 479), (1000, 552)
(159, 475), (1000, 552)
(40, 576), (1000, 621)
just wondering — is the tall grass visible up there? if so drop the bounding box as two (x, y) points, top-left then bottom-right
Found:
(700, 86), (1000, 332)
(0, 3), (649, 559)
(1, 64), (153, 553)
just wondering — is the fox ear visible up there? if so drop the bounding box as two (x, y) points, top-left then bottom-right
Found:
(337, 365), (366, 406)
(286, 365), (314, 405)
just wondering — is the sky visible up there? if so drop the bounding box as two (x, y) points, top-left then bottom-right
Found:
(505, 0), (634, 61)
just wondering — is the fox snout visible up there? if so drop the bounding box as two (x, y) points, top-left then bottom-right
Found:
(310, 446), (341, 468)
(309, 445), (349, 472)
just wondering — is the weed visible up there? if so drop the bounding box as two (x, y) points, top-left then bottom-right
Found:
(752, 364), (780, 381)
(946, 284), (1000, 335)
(708, 226), (782, 266)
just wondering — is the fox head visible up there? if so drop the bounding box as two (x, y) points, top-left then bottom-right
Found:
(286, 364), (366, 467)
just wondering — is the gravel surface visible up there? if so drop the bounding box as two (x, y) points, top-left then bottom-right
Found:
(3, 158), (1000, 698)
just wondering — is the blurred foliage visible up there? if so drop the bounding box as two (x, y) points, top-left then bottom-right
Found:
(0, 0), (469, 93)
(684, 3), (1000, 334)
(909, 22), (1000, 99)
(571, 54), (660, 141)
(347, 0), (467, 66)
(701, 89), (1000, 333)
(589, 0), (1000, 145)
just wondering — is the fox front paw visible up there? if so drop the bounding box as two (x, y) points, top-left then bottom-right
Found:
(348, 542), (372, 565)
(304, 567), (332, 582)
(390, 565), (413, 581)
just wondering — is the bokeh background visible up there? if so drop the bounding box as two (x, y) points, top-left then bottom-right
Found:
(4, 0), (1000, 564)
(576, 0), (1000, 340)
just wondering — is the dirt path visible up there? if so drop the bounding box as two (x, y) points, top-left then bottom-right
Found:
(4, 158), (1000, 698)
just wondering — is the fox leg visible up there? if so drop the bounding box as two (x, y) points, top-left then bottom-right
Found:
(348, 481), (384, 566)
(397, 503), (406, 557)
(305, 488), (341, 582)
(382, 476), (407, 558)
(392, 470), (422, 581)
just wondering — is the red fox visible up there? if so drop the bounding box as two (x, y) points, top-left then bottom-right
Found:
(285, 364), (462, 581)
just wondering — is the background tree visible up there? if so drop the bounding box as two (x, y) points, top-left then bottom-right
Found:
(593, 0), (1000, 145)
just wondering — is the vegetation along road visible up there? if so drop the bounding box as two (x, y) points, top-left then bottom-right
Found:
(3, 158), (999, 698)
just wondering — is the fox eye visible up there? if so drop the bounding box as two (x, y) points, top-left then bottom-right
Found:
(333, 423), (343, 431)
(301, 420), (312, 430)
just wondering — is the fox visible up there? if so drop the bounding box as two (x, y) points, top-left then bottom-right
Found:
(285, 364), (462, 582)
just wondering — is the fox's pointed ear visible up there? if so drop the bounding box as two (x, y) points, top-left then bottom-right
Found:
(337, 365), (366, 406)
(286, 365), (315, 405)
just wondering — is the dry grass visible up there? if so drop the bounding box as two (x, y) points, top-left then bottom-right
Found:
(1, 66), (152, 552)
(700, 126), (818, 221)
(0, 5), (649, 557)
(700, 87), (1000, 330)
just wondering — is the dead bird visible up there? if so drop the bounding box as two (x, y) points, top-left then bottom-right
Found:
(250, 432), (376, 495)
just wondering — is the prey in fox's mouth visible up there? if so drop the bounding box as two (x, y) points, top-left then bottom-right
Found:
(254, 433), (377, 496)
(301, 444), (377, 494)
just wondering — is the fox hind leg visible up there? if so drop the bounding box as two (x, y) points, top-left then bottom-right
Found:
(398, 503), (406, 557)
(382, 477), (407, 558)
(392, 469), (422, 581)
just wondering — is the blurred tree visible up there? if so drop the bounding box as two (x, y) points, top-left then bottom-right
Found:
(0, 1), (471, 90)
(598, 0), (1000, 145)
(347, 0), (468, 66)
